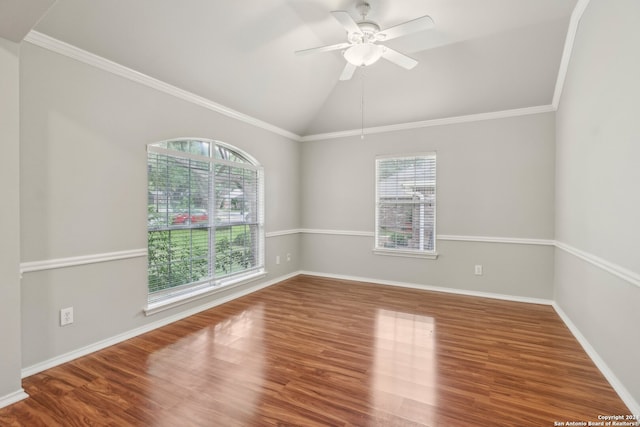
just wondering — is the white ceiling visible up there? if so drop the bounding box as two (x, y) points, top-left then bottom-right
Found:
(0, 0), (55, 42)
(13, 0), (578, 137)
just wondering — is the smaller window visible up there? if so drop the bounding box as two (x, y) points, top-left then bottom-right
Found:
(375, 153), (437, 258)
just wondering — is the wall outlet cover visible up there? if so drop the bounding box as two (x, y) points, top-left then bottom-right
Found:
(60, 307), (74, 326)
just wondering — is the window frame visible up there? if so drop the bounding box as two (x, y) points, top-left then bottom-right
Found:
(374, 152), (438, 259)
(145, 138), (265, 314)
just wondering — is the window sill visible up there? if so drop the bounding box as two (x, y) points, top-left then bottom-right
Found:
(373, 248), (439, 260)
(144, 270), (266, 316)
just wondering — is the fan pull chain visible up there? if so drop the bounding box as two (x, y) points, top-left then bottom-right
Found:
(361, 67), (365, 140)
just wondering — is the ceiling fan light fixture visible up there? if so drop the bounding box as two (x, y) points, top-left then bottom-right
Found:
(295, 4), (434, 80)
(343, 43), (383, 67)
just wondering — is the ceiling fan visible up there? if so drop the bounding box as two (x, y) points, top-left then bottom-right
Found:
(295, 2), (434, 81)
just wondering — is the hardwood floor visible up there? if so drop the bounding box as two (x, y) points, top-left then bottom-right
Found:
(0, 275), (631, 426)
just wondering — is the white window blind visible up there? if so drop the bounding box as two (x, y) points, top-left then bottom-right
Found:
(375, 154), (436, 255)
(147, 139), (264, 302)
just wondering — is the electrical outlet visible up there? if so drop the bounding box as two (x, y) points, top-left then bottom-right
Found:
(60, 307), (74, 326)
(276, 255), (280, 265)
(286, 253), (291, 262)
(474, 265), (483, 276)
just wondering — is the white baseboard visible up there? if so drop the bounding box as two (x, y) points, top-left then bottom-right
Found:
(0, 389), (29, 409)
(21, 271), (297, 378)
(298, 270), (553, 305)
(552, 303), (640, 416)
(23, 269), (551, 379)
(18, 269), (638, 417)
(303, 270), (638, 414)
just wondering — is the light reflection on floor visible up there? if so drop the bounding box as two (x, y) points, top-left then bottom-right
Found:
(147, 305), (265, 426)
(373, 309), (438, 425)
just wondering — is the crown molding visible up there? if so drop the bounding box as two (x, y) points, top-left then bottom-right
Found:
(300, 105), (556, 142)
(24, 0), (588, 143)
(23, 31), (302, 142)
(552, 0), (591, 108)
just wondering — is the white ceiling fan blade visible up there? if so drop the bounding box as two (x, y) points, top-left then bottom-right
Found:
(377, 15), (434, 41)
(339, 62), (357, 81)
(295, 42), (352, 56)
(331, 10), (362, 35)
(381, 47), (418, 70)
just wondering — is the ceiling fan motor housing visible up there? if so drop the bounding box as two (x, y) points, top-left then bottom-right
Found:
(349, 20), (380, 44)
(358, 21), (380, 36)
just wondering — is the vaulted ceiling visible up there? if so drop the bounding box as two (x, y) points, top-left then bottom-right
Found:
(9, 0), (578, 137)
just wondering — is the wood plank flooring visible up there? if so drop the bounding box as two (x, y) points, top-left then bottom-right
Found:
(0, 275), (631, 426)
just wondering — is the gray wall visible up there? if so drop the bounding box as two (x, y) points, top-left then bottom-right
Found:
(555, 0), (640, 407)
(0, 38), (23, 401)
(300, 113), (556, 299)
(4, 0), (638, 412)
(19, 42), (301, 369)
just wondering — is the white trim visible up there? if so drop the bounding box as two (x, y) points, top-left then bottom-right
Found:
(18, 264), (638, 415)
(301, 271), (639, 414)
(555, 241), (640, 289)
(266, 229), (301, 238)
(20, 248), (147, 274)
(296, 230), (554, 246)
(552, 303), (640, 416)
(552, 0), (591, 108)
(299, 228), (374, 237)
(148, 142), (261, 171)
(300, 105), (556, 142)
(299, 270), (553, 305)
(0, 389), (29, 409)
(291, 231), (640, 289)
(15, 233), (559, 276)
(19, 235), (634, 298)
(438, 235), (555, 246)
(298, 0), (590, 141)
(147, 136), (262, 170)
(372, 248), (438, 260)
(22, 1), (589, 145)
(23, 31), (301, 142)
(144, 271), (267, 316)
(22, 32), (570, 142)
(21, 271), (297, 378)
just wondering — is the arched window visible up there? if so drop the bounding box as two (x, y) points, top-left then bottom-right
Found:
(147, 138), (264, 305)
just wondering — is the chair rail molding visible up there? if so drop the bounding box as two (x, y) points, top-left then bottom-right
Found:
(555, 241), (640, 289)
(20, 249), (148, 275)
